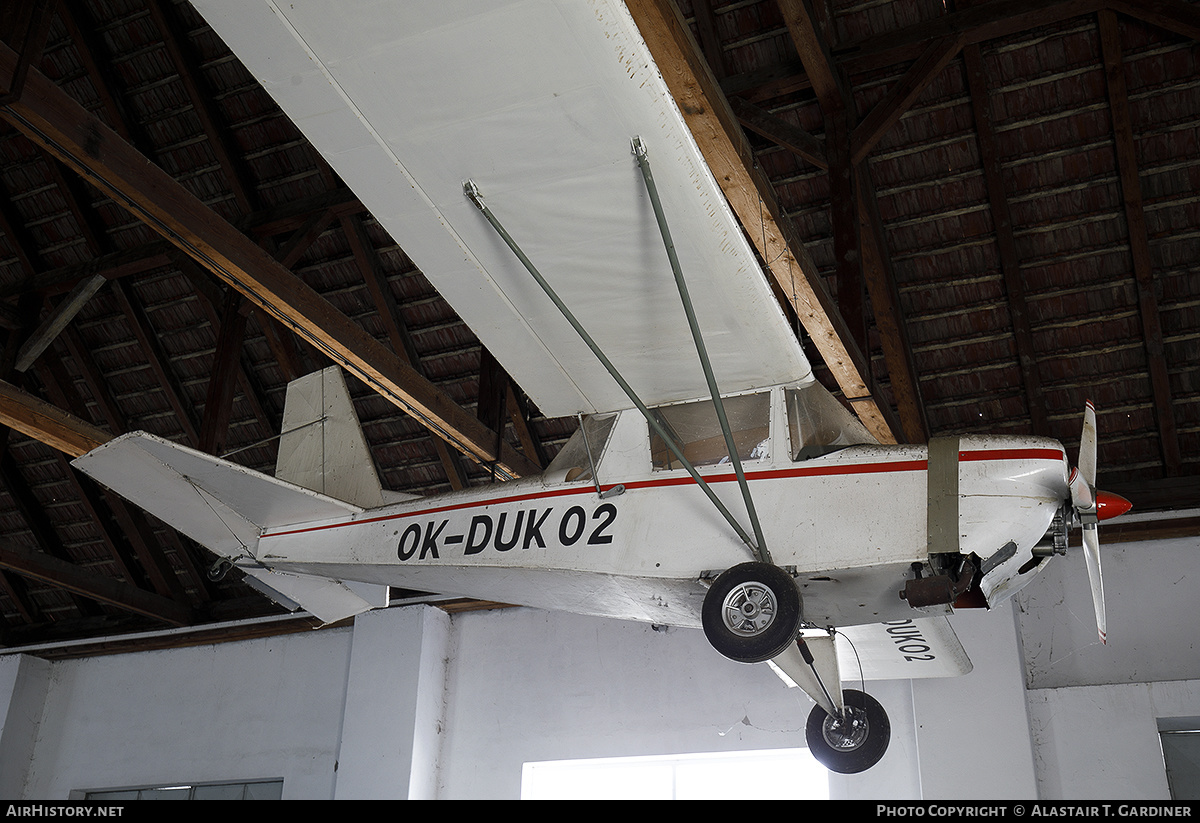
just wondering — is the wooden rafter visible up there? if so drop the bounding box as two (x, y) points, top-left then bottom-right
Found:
(775, 0), (926, 442)
(44, 333), (217, 604)
(340, 211), (470, 490)
(728, 96), (827, 170)
(1097, 8), (1182, 475)
(0, 377), (110, 457)
(0, 537), (192, 626)
(145, 0), (258, 215)
(962, 43), (1049, 437)
(112, 278), (202, 445)
(198, 288), (247, 455)
(856, 173), (929, 444)
(0, 42), (539, 479)
(850, 33), (965, 166)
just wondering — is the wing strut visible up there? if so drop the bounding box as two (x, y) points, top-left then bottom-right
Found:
(464, 179), (765, 563)
(631, 137), (771, 565)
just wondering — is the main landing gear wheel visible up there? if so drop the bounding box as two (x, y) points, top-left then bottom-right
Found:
(805, 689), (890, 774)
(702, 561), (801, 664)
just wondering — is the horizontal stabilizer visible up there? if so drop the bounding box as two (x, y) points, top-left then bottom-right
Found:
(768, 618), (971, 695)
(239, 565), (388, 625)
(835, 618), (973, 680)
(72, 432), (361, 560)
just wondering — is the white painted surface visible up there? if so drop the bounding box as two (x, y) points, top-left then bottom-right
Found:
(1016, 533), (1200, 689)
(192, 0), (811, 417)
(19, 629), (353, 799)
(334, 606), (450, 799)
(910, 603), (1039, 799)
(0, 655), (50, 798)
(1026, 680), (1200, 799)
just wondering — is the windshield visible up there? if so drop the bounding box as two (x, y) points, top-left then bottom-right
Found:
(544, 414), (618, 481)
(785, 382), (876, 459)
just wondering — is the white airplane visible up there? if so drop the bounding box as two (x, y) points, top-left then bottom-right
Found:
(71, 0), (1131, 774)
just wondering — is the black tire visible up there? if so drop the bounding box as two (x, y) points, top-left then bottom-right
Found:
(701, 562), (801, 663)
(805, 689), (891, 774)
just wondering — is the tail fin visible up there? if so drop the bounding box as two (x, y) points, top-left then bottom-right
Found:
(70, 367), (408, 625)
(276, 367), (416, 508)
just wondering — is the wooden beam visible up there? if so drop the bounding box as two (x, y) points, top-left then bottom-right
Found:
(856, 173), (929, 443)
(690, 0), (727, 81)
(56, 1), (141, 147)
(828, 109), (865, 356)
(728, 96), (827, 169)
(145, 0), (258, 214)
(506, 385), (546, 470)
(0, 538), (192, 626)
(963, 43), (1049, 437)
(0, 448), (101, 618)
(0, 44), (539, 479)
(850, 33), (964, 165)
(624, 0), (899, 443)
(198, 288), (247, 455)
(1108, 0), (1200, 43)
(44, 334), (216, 602)
(0, 240), (173, 299)
(0, 378), (110, 457)
(14, 273), (106, 372)
(776, 0), (841, 111)
(0, 0), (53, 105)
(341, 213), (470, 490)
(112, 278), (202, 446)
(1098, 9), (1182, 474)
(835, 0), (1107, 75)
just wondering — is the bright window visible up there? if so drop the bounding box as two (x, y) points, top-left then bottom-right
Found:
(521, 748), (828, 800)
(81, 779), (283, 800)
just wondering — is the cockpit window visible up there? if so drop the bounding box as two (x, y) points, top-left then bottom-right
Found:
(544, 413), (617, 481)
(786, 382), (876, 460)
(649, 392), (770, 470)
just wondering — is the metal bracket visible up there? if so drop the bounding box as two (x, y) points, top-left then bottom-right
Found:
(926, 436), (961, 556)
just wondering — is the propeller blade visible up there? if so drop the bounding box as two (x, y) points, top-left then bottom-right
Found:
(1081, 525), (1107, 644)
(1068, 467), (1094, 512)
(1079, 401), (1097, 488)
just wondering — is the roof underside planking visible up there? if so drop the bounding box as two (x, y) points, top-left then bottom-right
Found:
(0, 0), (1193, 656)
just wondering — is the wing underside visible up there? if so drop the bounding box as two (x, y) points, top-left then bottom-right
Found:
(193, 0), (812, 416)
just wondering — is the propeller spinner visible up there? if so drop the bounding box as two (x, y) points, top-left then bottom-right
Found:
(1068, 401), (1132, 644)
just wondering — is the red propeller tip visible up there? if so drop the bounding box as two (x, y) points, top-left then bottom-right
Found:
(1095, 491), (1133, 521)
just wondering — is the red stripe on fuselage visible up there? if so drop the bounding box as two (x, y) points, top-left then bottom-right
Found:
(260, 448), (1064, 540)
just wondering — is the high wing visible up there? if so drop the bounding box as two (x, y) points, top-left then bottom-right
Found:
(192, 0), (811, 417)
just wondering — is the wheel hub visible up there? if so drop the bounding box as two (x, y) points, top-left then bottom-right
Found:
(822, 706), (870, 751)
(720, 581), (777, 637)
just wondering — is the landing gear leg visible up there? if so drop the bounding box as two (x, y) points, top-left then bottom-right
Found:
(805, 688), (891, 774)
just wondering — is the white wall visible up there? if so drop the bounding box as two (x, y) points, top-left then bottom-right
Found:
(1017, 535), (1200, 689)
(1027, 680), (1200, 799)
(0, 599), (1045, 800)
(1012, 531), (1200, 799)
(436, 606), (923, 799)
(15, 627), (354, 799)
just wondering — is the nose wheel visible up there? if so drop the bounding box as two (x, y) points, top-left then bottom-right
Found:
(805, 688), (890, 774)
(702, 562), (801, 663)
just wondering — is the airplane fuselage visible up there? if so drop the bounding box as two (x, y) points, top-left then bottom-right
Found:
(253, 411), (1070, 631)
